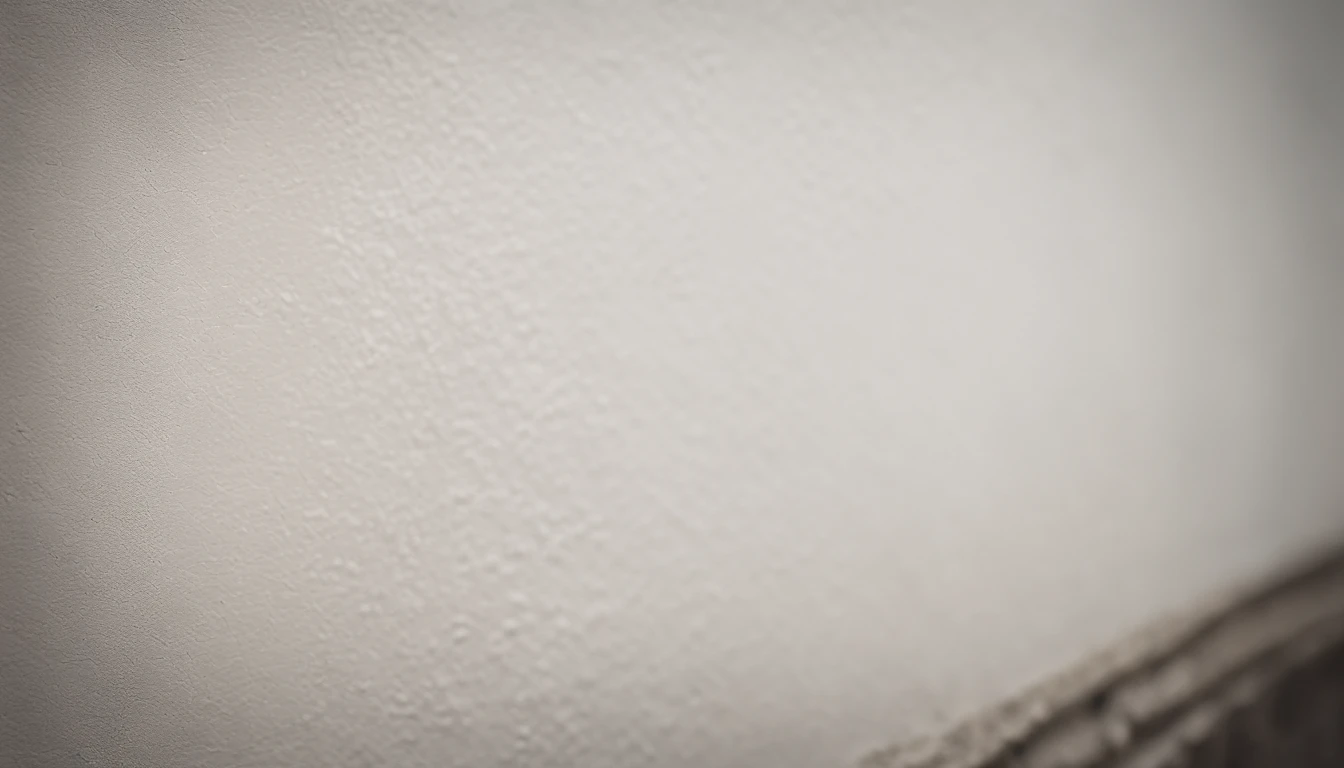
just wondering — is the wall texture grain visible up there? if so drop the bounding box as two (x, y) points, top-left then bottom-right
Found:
(3, 2), (1343, 767)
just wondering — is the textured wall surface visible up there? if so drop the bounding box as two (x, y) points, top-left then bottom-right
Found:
(3, 2), (1344, 767)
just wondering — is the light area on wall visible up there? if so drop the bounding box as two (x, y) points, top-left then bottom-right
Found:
(2, 2), (1343, 767)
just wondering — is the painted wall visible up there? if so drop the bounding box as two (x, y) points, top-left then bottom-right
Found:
(3, 2), (1343, 767)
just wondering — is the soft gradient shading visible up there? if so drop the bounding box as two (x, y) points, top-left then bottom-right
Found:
(3, 2), (1343, 767)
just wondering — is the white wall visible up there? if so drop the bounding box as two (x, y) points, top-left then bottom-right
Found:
(3, 2), (1343, 767)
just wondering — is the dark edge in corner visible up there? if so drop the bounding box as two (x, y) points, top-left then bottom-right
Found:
(860, 540), (1344, 768)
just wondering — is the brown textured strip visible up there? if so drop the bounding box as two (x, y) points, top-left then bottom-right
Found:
(860, 542), (1344, 768)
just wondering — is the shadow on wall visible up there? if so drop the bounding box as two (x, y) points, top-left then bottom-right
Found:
(0, 4), (245, 764)
(2, 3), (72, 760)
